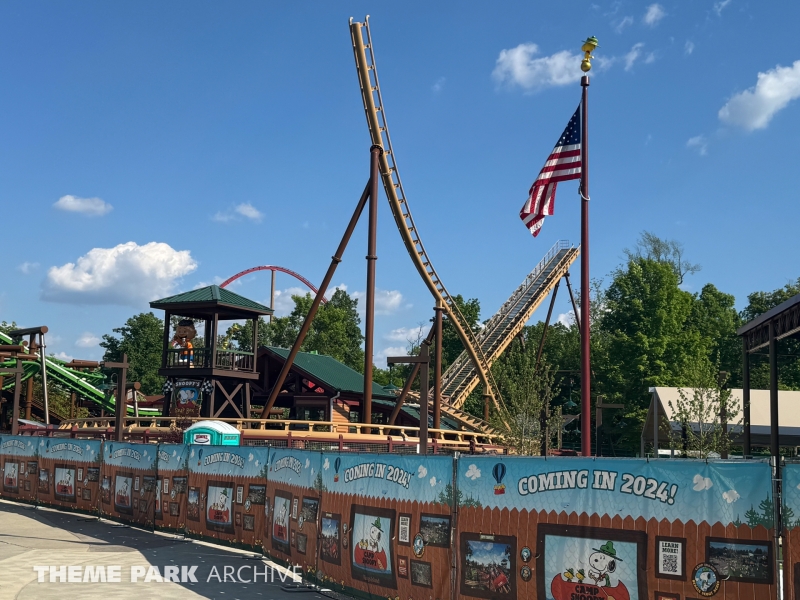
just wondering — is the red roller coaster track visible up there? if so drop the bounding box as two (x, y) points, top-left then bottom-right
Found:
(220, 266), (328, 303)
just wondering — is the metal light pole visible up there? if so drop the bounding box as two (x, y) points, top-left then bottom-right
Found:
(579, 36), (598, 457)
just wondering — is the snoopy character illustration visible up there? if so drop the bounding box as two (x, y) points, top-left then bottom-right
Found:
(358, 517), (383, 552)
(587, 541), (622, 587)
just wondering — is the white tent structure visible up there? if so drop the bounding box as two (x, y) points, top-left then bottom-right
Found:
(642, 386), (800, 457)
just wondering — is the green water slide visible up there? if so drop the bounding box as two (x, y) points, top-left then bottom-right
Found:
(0, 331), (160, 417)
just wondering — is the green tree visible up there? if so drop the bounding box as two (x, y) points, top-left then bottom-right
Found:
(741, 278), (800, 390)
(624, 230), (701, 285)
(32, 378), (89, 419)
(439, 295), (481, 371)
(600, 258), (704, 412)
(233, 289), (366, 372)
(490, 337), (558, 455)
(688, 284), (742, 383)
(436, 482), (482, 508)
(100, 312), (164, 395)
(667, 359), (740, 458)
(0, 321), (18, 335)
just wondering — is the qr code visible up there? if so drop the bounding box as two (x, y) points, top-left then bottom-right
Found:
(661, 553), (678, 573)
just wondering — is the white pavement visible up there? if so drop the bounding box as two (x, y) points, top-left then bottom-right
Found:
(0, 500), (326, 600)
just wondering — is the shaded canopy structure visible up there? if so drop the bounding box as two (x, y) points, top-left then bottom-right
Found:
(738, 292), (800, 469)
(642, 386), (800, 454)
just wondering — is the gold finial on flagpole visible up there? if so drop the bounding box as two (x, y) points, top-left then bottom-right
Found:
(581, 36), (599, 72)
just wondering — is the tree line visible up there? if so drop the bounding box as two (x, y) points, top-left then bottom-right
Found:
(94, 232), (799, 455)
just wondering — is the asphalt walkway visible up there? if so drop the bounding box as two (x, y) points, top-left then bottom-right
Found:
(0, 500), (327, 600)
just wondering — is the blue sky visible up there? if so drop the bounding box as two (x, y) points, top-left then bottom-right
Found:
(1, 1), (798, 364)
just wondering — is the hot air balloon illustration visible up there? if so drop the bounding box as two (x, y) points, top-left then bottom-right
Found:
(197, 448), (203, 467)
(334, 457), (341, 483)
(492, 463), (506, 495)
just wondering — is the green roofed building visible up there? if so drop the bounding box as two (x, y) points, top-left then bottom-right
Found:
(257, 347), (395, 427)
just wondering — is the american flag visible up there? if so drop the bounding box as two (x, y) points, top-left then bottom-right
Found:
(519, 105), (582, 237)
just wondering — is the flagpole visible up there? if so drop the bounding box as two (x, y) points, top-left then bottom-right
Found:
(579, 37), (598, 457)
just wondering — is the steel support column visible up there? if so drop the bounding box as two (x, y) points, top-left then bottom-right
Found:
(769, 323), (779, 476)
(362, 145), (382, 433)
(742, 339), (751, 456)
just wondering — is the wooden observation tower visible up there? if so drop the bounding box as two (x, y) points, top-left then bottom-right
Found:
(150, 285), (273, 420)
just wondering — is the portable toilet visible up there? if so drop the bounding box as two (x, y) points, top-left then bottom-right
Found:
(183, 421), (241, 446)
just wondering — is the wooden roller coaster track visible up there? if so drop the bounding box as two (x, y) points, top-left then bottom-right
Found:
(349, 17), (502, 414)
(442, 240), (579, 408)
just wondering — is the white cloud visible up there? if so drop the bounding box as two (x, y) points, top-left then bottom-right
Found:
(194, 276), (227, 289)
(75, 332), (101, 348)
(465, 464), (481, 481)
(718, 60), (800, 131)
(684, 41), (695, 56)
(686, 135), (708, 156)
(42, 241), (197, 306)
(692, 474), (713, 491)
(376, 345), (407, 366)
(643, 4), (666, 26)
(432, 77), (446, 93)
(645, 52), (656, 65)
(17, 262), (39, 275)
(385, 325), (430, 344)
(417, 465), (428, 478)
(376, 290), (404, 315)
(492, 43), (583, 92)
(53, 351), (74, 362)
(713, 0), (732, 16)
(212, 211), (234, 223)
(429, 476), (438, 487)
(353, 289), (406, 315)
(557, 312), (575, 327)
(54, 195), (113, 217)
(304, 458), (311, 469)
(272, 286), (310, 316)
(722, 489), (740, 503)
(213, 203), (264, 223)
(613, 16), (634, 33)
(624, 43), (645, 71)
(323, 458), (330, 471)
(235, 203), (263, 222)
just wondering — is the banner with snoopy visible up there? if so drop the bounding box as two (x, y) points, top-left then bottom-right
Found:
(0, 435), (38, 503)
(456, 457), (776, 600)
(186, 444), (269, 550)
(100, 441), (158, 528)
(155, 443), (190, 532)
(34, 437), (102, 513)
(263, 448), (322, 576)
(315, 452), (454, 600)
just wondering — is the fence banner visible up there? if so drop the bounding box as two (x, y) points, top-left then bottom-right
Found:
(263, 448), (322, 575)
(0, 435), (38, 503)
(155, 444), (190, 532)
(36, 438), (102, 512)
(316, 452), (453, 600)
(99, 441), (157, 528)
(186, 444), (269, 549)
(784, 463), (800, 600)
(456, 457), (776, 600)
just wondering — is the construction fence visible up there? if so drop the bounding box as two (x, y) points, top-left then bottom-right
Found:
(0, 433), (790, 600)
